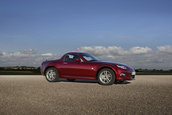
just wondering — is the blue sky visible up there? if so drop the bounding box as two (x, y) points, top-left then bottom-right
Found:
(0, 0), (172, 68)
(1, 0), (172, 53)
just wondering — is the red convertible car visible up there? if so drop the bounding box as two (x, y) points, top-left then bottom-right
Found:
(41, 52), (135, 85)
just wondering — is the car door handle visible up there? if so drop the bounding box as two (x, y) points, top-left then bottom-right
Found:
(64, 62), (68, 64)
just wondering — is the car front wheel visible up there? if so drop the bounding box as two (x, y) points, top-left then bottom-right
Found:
(98, 68), (116, 85)
(45, 67), (59, 82)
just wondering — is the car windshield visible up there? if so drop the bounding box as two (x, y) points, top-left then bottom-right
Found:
(81, 53), (98, 62)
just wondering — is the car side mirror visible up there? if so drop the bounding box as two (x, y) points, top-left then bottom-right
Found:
(75, 58), (81, 63)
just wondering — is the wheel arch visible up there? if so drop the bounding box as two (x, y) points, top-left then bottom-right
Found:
(44, 66), (56, 75)
(96, 66), (117, 79)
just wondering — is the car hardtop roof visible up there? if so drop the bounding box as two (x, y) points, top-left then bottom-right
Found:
(66, 52), (86, 55)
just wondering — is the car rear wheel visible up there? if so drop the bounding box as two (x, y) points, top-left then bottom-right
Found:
(67, 79), (75, 82)
(45, 67), (59, 82)
(98, 68), (116, 85)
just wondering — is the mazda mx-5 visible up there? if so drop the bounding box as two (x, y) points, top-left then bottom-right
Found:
(41, 52), (135, 85)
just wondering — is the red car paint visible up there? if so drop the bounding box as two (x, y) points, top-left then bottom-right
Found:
(41, 52), (135, 81)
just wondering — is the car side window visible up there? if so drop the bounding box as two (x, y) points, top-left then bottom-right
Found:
(64, 54), (83, 62)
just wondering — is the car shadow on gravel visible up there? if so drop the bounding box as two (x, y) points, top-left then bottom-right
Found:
(58, 79), (131, 85)
(60, 79), (98, 84)
(115, 81), (131, 85)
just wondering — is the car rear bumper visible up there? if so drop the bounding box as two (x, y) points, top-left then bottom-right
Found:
(40, 66), (45, 76)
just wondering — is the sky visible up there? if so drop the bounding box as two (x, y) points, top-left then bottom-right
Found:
(0, 0), (172, 69)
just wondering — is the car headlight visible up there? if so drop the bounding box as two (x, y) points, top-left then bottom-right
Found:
(117, 65), (127, 70)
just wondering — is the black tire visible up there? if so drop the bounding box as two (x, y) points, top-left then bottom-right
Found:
(97, 68), (116, 85)
(67, 79), (75, 82)
(45, 67), (59, 82)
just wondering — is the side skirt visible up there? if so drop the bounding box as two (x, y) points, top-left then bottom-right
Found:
(60, 75), (96, 80)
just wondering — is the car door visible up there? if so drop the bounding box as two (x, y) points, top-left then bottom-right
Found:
(59, 54), (96, 78)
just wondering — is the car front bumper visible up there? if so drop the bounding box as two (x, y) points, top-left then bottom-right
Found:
(117, 71), (136, 81)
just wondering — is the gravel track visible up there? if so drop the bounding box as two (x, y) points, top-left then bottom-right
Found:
(0, 75), (172, 115)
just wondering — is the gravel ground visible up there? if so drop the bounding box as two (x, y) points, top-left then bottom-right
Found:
(0, 75), (172, 115)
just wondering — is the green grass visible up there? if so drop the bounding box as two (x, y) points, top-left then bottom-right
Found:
(0, 71), (41, 75)
(136, 71), (172, 75)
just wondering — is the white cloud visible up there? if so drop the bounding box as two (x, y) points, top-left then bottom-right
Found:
(0, 49), (58, 67)
(77, 46), (152, 55)
(41, 53), (53, 56)
(20, 49), (37, 54)
(0, 46), (172, 70)
(157, 45), (172, 53)
(107, 46), (128, 55)
(77, 46), (127, 56)
(1, 49), (38, 57)
(77, 45), (172, 70)
(129, 46), (152, 54)
(77, 46), (107, 56)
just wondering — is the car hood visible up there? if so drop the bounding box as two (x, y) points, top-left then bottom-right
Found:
(91, 61), (134, 71)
